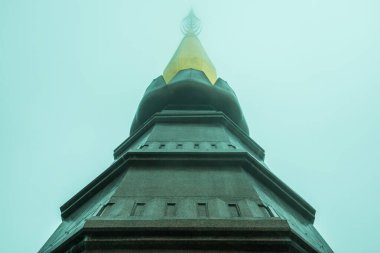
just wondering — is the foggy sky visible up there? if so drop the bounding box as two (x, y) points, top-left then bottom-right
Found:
(1, 1), (379, 252)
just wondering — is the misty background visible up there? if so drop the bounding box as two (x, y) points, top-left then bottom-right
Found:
(1, 0), (379, 252)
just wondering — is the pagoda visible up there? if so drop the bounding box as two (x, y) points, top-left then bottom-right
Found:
(39, 11), (333, 253)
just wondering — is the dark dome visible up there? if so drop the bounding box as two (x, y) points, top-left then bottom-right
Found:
(130, 69), (249, 135)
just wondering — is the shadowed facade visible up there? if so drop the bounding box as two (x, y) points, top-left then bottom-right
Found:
(39, 11), (333, 253)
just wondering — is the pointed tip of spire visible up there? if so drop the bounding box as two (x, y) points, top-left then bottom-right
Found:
(181, 9), (202, 36)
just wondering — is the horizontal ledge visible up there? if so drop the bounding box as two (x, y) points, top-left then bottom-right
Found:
(84, 218), (290, 231)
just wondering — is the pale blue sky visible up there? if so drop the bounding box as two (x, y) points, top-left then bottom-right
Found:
(1, 0), (379, 252)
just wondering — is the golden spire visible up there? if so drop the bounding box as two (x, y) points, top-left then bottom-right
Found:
(163, 10), (217, 84)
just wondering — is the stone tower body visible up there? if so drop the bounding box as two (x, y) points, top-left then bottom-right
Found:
(39, 12), (333, 253)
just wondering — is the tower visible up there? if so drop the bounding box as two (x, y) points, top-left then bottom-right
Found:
(39, 11), (333, 253)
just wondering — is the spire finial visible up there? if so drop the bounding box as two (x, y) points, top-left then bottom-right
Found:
(181, 9), (201, 36)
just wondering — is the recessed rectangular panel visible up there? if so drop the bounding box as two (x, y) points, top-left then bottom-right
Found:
(228, 203), (240, 217)
(131, 203), (145, 216)
(96, 203), (113, 216)
(165, 203), (177, 216)
(197, 203), (208, 217)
